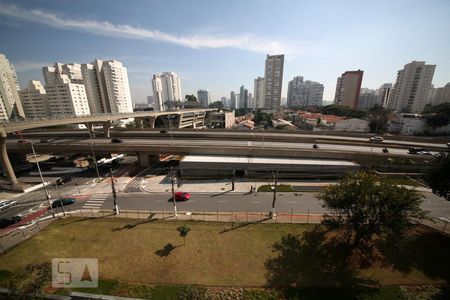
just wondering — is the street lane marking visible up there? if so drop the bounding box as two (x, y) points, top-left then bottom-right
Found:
(251, 201), (261, 203)
(88, 200), (104, 203)
(287, 201), (298, 204)
(218, 200), (228, 203)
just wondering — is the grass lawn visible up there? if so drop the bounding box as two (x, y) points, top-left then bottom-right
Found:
(0, 217), (449, 290)
(257, 184), (294, 192)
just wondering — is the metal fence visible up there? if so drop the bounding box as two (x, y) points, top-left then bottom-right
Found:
(0, 217), (56, 254)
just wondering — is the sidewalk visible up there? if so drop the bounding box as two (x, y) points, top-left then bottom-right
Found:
(140, 175), (431, 193)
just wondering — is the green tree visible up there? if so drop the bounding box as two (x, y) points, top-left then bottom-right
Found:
(208, 101), (223, 108)
(425, 152), (450, 201)
(318, 172), (425, 247)
(425, 114), (450, 132)
(177, 224), (191, 245)
(185, 94), (198, 102)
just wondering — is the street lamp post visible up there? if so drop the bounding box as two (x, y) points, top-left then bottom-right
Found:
(110, 167), (119, 215)
(54, 182), (66, 216)
(271, 167), (279, 219)
(170, 167), (177, 216)
(87, 126), (101, 181)
(17, 132), (55, 218)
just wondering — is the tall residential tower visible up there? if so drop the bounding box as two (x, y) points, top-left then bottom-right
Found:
(264, 54), (284, 110)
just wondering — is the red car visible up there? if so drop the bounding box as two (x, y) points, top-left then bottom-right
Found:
(174, 192), (191, 201)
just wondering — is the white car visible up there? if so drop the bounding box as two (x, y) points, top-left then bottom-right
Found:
(369, 136), (384, 142)
(0, 200), (17, 211)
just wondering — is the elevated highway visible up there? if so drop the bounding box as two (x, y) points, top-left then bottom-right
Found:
(0, 109), (215, 187)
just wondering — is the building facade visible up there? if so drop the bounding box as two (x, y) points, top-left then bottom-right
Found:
(19, 80), (49, 119)
(287, 76), (324, 108)
(388, 61), (435, 113)
(254, 77), (265, 109)
(378, 83), (392, 108)
(239, 85), (248, 109)
(46, 82), (90, 117)
(264, 54), (284, 109)
(358, 88), (380, 110)
(427, 83), (450, 106)
(230, 91), (237, 109)
(152, 72), (182, 111)
(197, 89), (210, 108)
(334, 70), (364, 109)
(0, 53), (25, 120)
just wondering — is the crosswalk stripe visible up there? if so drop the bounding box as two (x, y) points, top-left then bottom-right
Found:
(87, 200), (104, 203)
(83, 203), (102, 207)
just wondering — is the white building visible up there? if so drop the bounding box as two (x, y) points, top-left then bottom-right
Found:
(254, 77), (265, 109)
(102, 60), (133, 113)
(333, 118), (370, 132)
(43, 59), (133, 115)
(197, 89), (210, 108)
(0, 53), (25, 120)
(46, 81), (90, 117)
(378, 83), (392, 108)
(427, 83), (450, 106)
(152, 72), (182, 111)
(264, 54), (284, 109)
(287, 76), (324, 107)
(19, 80), (49, 119)
(388, 61), (435, 113)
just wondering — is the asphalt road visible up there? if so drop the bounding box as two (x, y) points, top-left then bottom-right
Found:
(8, 137), (440, 156)
(96, 191), (450, 220)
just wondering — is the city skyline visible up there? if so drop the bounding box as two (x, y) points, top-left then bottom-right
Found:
(0, 0), (449, 103)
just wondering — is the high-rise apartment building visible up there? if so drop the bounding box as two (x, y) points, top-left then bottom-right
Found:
(43, 59), (133, 115)
(378, 83), (392, 108)
(358, 88), (380, 110)
(197, 89), (210, 108)
(220, 96), (228, 107)
(152, 72), (182, 111)
(254, 77), (265, 109)
(287, 76), (324, 108)
(248, 92), (254, 109)
(230, 91), (237, 109)
(0, 53), (25, 120)
(264, 54), (284, 110)
(388, 61), (435, 112)
(19, 80), (49, 119)
(428, 83), (450, 106)
(46, 82), (90, 117)
(239, 85), (248, 109)
(334, 70), (364, 109)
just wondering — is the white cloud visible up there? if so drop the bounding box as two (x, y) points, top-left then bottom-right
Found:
(13, 61), (51, 72)
(0, 3), (298, 55)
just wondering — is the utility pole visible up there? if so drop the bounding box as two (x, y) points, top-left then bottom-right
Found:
(171, 167), (177, 216)
(271, 167), (279, 219)
(54, 183), (66, 216)
(87, 126), (101, 181)
(17, 131), (54, 218)
(231, 169), (235, 191)
(110, 167), (119, 215)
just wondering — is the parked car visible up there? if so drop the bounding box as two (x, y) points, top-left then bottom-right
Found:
(51, 198), (76, 208)
(111, 138), (123, 143)
(409, 147), (426, 154)
(0, 200), (17, 211)
(55, 176), (74, 186)
(416, 151), (432, 156)
(0, 216), (22, 229)
(369, 136), (384, 142)
(39, 138), (49, 143)
(17, 140), (30, 144)
(160, 129), (168, 134)
(174, 192), (191, 201)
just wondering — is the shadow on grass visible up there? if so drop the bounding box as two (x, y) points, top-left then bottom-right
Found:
(219, 217), (272, 234)
(111, 213), (159, 231)
(60, 213), (116, 226)
(377, 226), (450, 285)
(154, 243), (180, 257)
(265, 227), (377, 299)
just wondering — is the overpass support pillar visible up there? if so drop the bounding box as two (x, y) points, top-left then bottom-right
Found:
(0, 136), (18, 187)
(148, 116), (156, 129)
(138, 153), (159, 167)
(85, 122), (95, 138)
(103, 121), (112, 138)
(135, 117), (144, 129)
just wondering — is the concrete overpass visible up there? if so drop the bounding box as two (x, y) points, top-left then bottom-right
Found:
(0, 109), (215, 188)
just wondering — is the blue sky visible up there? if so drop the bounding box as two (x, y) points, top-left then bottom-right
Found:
(0, 0), (449, 104)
